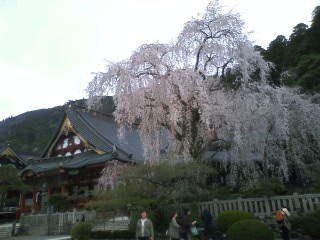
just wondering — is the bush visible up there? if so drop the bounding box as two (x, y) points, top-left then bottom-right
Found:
(71, 222), (92, 240)
(301, 216), (320, 238)
(217, 210), (255, 233)
(290, 209), (320, 238)
(226, 219), (274, 240)
(240, 178), (287, 197)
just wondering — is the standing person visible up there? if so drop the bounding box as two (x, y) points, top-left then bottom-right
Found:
(275, 208), (291, 240)
(136, 210), (154, 240)
(201, 208), (213, 240)
(80, 214), (85, 222)
(169, 212), (181, 240)
(181, 209), (197, 240)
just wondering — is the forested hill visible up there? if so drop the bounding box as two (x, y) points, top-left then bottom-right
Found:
(0, 97), (115, 155)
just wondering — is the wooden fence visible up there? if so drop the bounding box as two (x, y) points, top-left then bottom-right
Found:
(197, 192), (320, 220)
(18, 210), (130, 236)
(19, 210), (96, 235)
(18, 192), (320, 236)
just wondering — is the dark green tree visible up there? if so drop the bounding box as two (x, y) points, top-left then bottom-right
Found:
(0, 165), (31, 211)
(304, 6), (320, 54)
(263, 35), (288, 86)
(296, 54), (320, 93)
(286, 23), (309, 67)
(48, 193), (72, 212)
(86, 160), (217, 212)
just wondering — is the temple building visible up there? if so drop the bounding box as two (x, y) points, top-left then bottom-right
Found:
(16, 105), (144, 214)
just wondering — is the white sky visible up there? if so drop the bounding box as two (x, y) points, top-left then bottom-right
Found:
(0, 0), (318, 121)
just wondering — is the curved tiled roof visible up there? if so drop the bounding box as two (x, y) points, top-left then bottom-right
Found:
(40, 106), (144, 161)
(32, 105), (144, 175)
(20, 150), (132, 176)
(0, 146), (28, 167)
(73, 109), (144, 161)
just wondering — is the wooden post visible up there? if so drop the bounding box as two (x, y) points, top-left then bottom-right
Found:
(237, 197), (243, 210)
(264, 197), (271, 216)
(20, 193), (26, 211)
(293, 192), (302, 213)
(213, 199), (219, 217)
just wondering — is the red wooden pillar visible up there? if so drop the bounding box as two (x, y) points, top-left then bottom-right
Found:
(48, 187), (52, 197)
(61, 185), (66, 194)
(31, 191), (37, 213)
(20, 193), (26, 212)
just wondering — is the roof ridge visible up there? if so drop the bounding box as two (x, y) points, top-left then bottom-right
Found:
(0, 146), (27, 165)
(40, 113), (67, 158)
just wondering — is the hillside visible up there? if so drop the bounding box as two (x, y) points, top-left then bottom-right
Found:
(0, 97), (115, 155)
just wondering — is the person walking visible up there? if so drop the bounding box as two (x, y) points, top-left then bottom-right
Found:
(201, 208), (214, 240)
(169, 211), (181, 240)
(136, 210), (154, 240)
(181, 208), (197, 240)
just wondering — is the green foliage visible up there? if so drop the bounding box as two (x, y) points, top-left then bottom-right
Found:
(121, 160), (216, 204)
(240, 178), (287, 197)
(221, 68), (242, 90)
(263, 35), (288, 86)
(292, 210), (320, 238)
(71, 222), (92, 240)
(296, 54), (320, 93)
(0, 107), (65, 154)
(86, 160), (215, 234)
(0, 165), (32, 210)
(301, 216), (320, 238)
(0, 164), (31, 193)
(217, 210), (256, 233)
(90, 230), (135, 239)
(261, 6), (320, 93)
(0, 97), (114, 154)
(226, 219), (274, 240)
(48, 193), (72, 212)
(87, 160), (217, 213)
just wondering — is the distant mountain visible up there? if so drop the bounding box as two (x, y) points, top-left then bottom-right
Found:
(0, 97), (115, 155)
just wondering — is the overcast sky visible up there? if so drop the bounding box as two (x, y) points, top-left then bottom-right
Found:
(0, 0), (318, 121)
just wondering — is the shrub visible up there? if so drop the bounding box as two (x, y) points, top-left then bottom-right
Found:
(217, 210), (255, 233)
(301, 216), (320, 238)
(240, 178), (287, 197)
(226, 219), (274, 240)
(291, 209), (320, 238)
(308, 209), (320, 219)
(71, 222), (92, 240)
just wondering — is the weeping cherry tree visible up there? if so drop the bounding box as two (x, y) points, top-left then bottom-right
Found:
(87, 0), (320, 187)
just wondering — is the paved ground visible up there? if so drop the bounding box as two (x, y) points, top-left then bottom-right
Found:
(2, 235), (70, 240)
(2, 237), (302, 240)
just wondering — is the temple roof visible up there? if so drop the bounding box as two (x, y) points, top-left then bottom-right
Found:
(20, 150), (132, 176)
(41, 105), (144, 161)
(21, 105), (144, 176)
(0, 145), (28, 168)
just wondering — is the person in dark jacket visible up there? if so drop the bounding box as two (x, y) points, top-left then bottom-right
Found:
(201, 208), (214, 240)
(181, 209), (196, 240)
